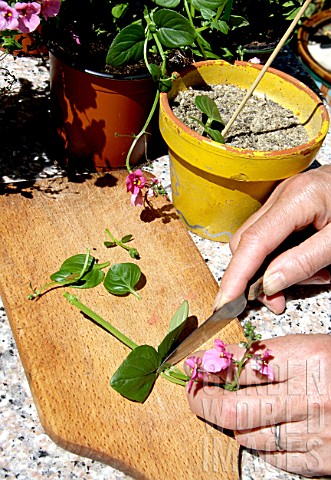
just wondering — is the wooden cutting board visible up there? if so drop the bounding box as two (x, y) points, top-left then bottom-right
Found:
(0, 172), (243, 480)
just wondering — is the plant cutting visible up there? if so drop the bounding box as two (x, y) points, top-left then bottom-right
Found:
(28, 247), (143, 300)
(27, 227), (274, 403)
(65, 293), (274, 402)
(159, 58), (329, 242)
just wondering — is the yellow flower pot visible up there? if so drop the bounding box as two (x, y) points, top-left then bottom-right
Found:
(159, 60), (329, 242)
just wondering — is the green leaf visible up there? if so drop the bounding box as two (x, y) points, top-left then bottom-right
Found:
(154, 0), (181, 6)
(211, 19), (229, 34)
(50, 253), (94, 282)
(50, 253), (106, 289)
(153, 10), (196, 48)
(104, 241), (117, 248)
(104, 262), (142, 298)
(149, 63), (162, 82)
(203, 125), (225, 143)
(158, 301), (189, 361)
(195, 95), (223, 124)
(229, 15), (249, 29)
(192, 0), (226, 11)
(106, 24), (145, 66)
(74, 267), (105, 289)
(121, 234), (133, 244)
(110, 345), (161, 402)
(169, 300), (189, 332)
(112, 3), (128, 19)
(189, 116), (225, 143)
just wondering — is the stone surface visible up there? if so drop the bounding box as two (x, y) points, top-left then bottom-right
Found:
(1, 47), (331, 480)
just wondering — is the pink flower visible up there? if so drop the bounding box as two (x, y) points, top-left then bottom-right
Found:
(251, 349), (274, 381)
(126, 169), (147, 206)
(40, 0), (60, 20)
(15, 2), (41, 33)
(0, 1), (19, 30)
(202, 339), (233, 373)
(185, 355), (206, 393)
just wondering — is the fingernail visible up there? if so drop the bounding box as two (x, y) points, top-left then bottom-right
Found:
(263, 271), (287, 296)
(213, 290), (231, 311)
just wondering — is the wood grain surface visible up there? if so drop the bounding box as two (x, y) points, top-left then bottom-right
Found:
(0, 173), (243, 479)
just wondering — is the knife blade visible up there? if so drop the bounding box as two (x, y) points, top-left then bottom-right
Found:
(161, 292), (247, 367)
(160, 226), (316, 368)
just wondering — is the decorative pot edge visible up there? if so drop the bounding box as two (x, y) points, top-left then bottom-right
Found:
(297, 10), (331, 86)
(48, 48), (152, 81)
(160, 59), (330, 158)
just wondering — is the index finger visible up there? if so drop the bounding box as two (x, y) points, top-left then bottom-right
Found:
(186, 381), (307, 431)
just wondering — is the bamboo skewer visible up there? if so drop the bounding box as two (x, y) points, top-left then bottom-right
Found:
(221, 0), (313, 139)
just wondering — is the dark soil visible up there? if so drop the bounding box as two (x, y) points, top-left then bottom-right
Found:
(171, 85), (309, 151)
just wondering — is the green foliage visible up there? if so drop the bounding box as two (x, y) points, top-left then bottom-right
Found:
(104, 263), (142, 299)
(109, 300), (190, 402)
(110, 345), (161, 402)
(104, 229), (140, 259)
(158, 300), (189, 361)
(190, 95), (225, 143)
(28, 251), (109, 299)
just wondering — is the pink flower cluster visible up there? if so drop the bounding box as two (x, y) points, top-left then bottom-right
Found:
(186, 339), (274, 393)
(126, 169), (163, 206)
(0, 0), (60, 33)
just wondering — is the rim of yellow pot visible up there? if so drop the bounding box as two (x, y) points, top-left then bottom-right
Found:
(160, 60), (330, 180)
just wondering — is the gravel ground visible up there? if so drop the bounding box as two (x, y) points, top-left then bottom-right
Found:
(1, 45), (330, 480)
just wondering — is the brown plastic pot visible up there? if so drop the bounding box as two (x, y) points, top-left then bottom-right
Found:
(49, 51), (157, 171)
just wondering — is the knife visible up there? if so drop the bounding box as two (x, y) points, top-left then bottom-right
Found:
(160, 285), (259, 368)
(160, 226), (316, 368)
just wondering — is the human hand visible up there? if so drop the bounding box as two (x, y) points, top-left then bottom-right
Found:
(214, 165), (331, 314)
(186, 334), (331, 477)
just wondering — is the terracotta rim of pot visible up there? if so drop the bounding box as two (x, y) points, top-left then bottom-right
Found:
(160, 59), (330, 159)
(48, 46), (152, 81)
(297, 9), (331, 86)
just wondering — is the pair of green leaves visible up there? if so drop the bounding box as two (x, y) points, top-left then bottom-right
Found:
(110, 301), (189, 402)
(29, 252), (142, 300)
(190, 95), (225, 143)
(104, 230), (140, 260)
(106, 9), (196, 67)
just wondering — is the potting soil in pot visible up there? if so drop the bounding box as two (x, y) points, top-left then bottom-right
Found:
(172, 85), (309, 150)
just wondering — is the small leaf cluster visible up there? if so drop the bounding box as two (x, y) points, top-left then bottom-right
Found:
(104, 230), (140, 259)
(28, 230), (142, 300)
(190, 95), (225, 143)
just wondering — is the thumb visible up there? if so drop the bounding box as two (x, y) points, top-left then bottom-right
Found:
(262, 228), (331, 296)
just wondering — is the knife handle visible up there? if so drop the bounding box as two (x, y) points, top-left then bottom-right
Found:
(245, 226), (316, 301)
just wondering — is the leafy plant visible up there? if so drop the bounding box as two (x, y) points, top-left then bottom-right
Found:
(104, 229), (140, 259)
(28, 240), (143, 300)
(190, 94), (225, 143)
(28, 250), (110, 299)
(103, 1), (248, 176)
(65, 294), (191, 403)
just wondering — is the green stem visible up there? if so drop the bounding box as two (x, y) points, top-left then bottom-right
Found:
(183, 0), (207, 59)
(125, 88), (160, 174)
(160, 372), (187, 386)
(97, 261), (111, 269)
(105, 229), (130, 252)
(64, 293), (138, 350)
